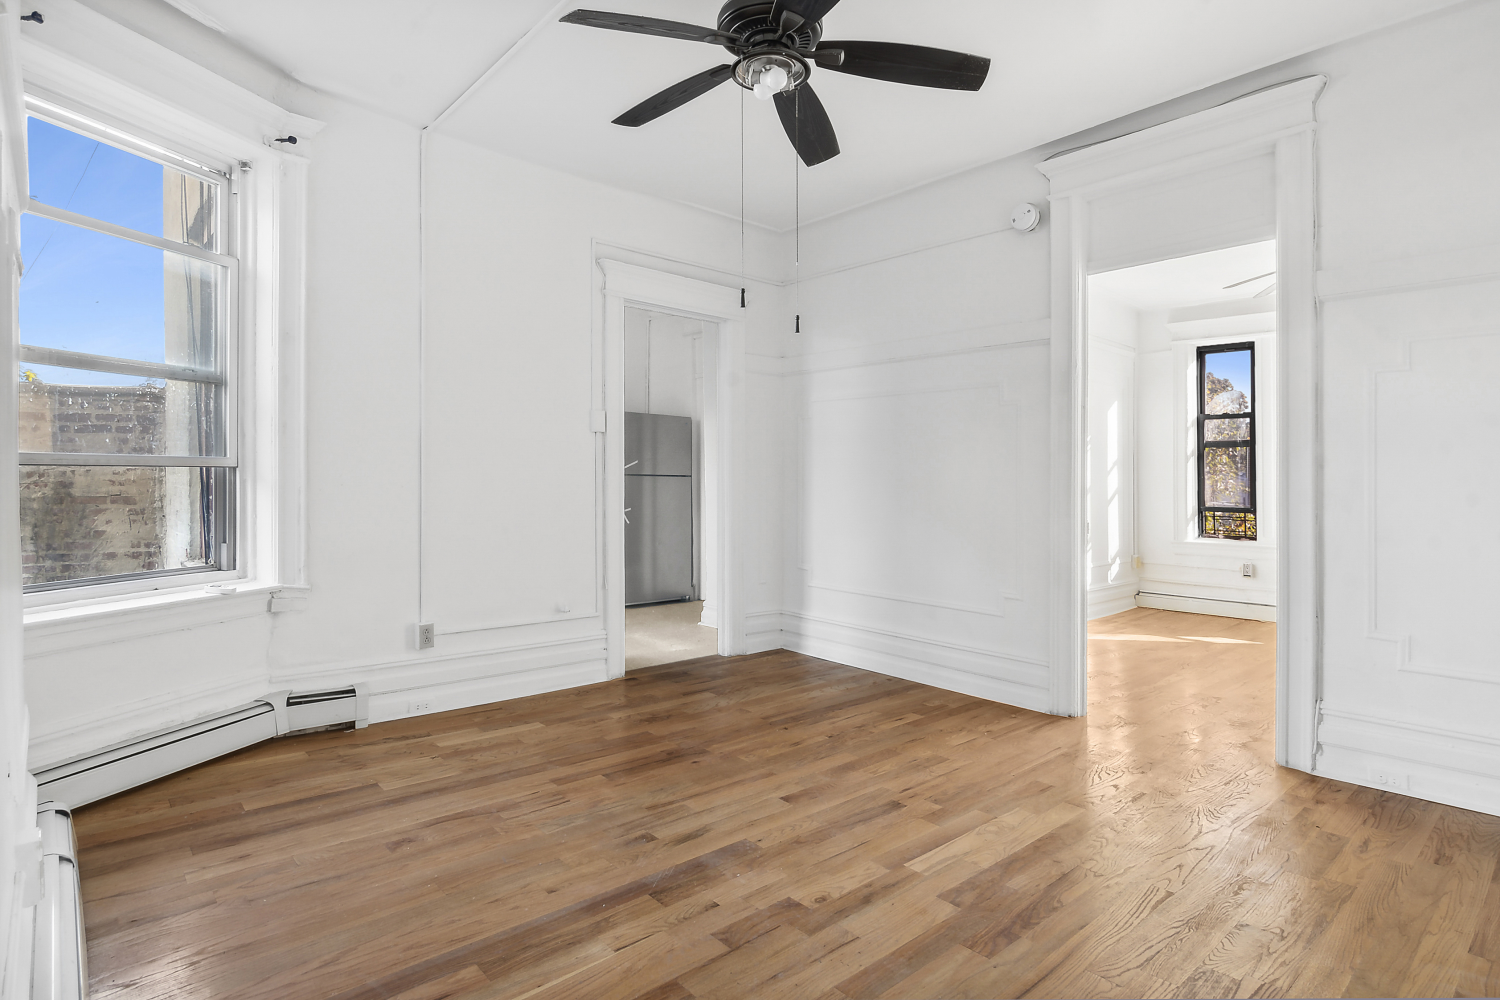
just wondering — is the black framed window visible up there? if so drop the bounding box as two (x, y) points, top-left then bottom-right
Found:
(1198, 343), (1256, 540)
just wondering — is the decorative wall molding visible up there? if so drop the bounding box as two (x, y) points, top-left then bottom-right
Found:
(1365, 327), (1500, 684)
(365, 656), (608, 726)
(782, 612), (1050, 714)
(805, 584), (1009, 619)
(784, 320), (1049, 376)
(1317, 242), (1500, 301)
(1318, 706), (1500, 817)
(271, 632), (607, 690)
(1038, 76), (1325, 196)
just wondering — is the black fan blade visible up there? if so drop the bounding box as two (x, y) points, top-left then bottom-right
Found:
(773, 85), (840, 167)
(560, 9), (735, 45)
(817, 40), (990, 91)
(614, 64), (735, 127)
(770, 0), (843, 27)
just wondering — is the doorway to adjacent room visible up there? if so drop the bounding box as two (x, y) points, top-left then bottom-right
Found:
(621, 306), (718, 671)
(1083, 241), (1280, 718)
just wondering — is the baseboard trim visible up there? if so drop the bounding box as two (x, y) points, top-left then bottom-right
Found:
(1317, 707), (1500, 817)
(1088, 583), (1139, 620)
(743, 610), (785, 655)
(782, 612), (1050, 714)
(1135, 591), (1276, 622)
(366, 661), (608, 725)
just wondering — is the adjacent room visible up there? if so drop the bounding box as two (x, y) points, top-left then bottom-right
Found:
(1, 2), (1498, 999)
(623, 306), (719, 670)
(1085, 243), (1281, 749)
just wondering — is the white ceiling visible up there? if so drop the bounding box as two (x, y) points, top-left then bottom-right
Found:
(1089, 241), (1278, 312)
(170, 0), (1463, 230)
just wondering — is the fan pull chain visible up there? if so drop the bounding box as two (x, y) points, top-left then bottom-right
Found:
(740, 86), (746, 310)
(794, 87), (801, 336)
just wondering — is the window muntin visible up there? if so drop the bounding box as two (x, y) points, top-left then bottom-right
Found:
(18, 106), (236, 591)
(1198, 343), (1256, 540)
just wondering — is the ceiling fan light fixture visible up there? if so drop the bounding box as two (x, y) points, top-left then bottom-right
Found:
(735, 50), (805, 96)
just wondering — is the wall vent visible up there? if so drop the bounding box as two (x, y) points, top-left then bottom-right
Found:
(34, 684), (368, 808)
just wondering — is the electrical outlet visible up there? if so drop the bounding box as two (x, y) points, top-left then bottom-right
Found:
(1369, 767), (1410, 790)
(416, 622), (436, 650)
(1241, 563), (1255, 578)
(407, 700), (432, 715)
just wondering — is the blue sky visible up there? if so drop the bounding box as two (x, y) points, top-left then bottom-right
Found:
(1205, 348), (1253, 409)
(20, 116), (171, 385)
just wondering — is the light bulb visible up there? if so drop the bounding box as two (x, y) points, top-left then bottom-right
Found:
(762, 65), (789, 92)
(753, 82), (773, 101)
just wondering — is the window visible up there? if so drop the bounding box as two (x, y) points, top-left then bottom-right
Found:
(1198, 342), (1256, 540)
(18, 104), (237, 592)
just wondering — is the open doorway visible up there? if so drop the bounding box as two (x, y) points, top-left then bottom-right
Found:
(1083, 241), (1279, 710)
(622, 306), (718, 670)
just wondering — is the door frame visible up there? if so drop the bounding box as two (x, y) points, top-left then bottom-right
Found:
(1038, 75), (1326, 771)
(597, 260), (746, 679)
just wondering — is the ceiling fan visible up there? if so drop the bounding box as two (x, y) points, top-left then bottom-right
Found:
(1224, 270), (1278, 298)
(559, 1), (992, 167)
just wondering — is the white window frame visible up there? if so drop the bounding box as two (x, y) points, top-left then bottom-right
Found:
(19, 96), (241, 598)
(17, 31), (318, 628)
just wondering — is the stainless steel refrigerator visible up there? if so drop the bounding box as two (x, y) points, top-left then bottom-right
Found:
(625, 412), (695, 605)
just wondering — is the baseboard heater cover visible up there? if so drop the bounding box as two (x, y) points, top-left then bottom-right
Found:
(31, 802), (86, 1000)
(33, 684), (368, 809)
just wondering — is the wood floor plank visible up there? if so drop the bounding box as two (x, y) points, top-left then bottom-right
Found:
(72, 609), (1500, 999)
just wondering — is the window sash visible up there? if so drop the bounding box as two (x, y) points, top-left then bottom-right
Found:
(23, 199), (234, 267)
(19, 345), (222, 385)
(26, 96), (229, 194)
(21, 466), (237, 593)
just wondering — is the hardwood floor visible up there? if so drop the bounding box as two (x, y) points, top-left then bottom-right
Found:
(75, 608), (1500, 999)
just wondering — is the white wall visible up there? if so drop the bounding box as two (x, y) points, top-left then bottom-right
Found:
(624, 309), (702, 419)
(779, 151), (1055, 712)
(19, 8), (788, 769)
(1085, 294), (1139, 619)
(1307, 1), (1500, 812)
